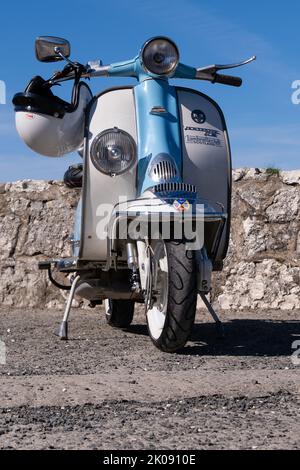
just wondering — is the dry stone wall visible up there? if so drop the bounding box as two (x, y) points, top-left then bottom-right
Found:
(0, 169), (299, 310)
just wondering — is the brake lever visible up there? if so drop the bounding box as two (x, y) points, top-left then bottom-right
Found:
(49, 71), (66, 82)
(47, 65), (74, 85)
(48, 62), (87, 85)
(196, 55), (256, 77)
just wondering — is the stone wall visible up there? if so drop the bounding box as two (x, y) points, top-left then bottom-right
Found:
(213, 169), (300, 310)
(0, 180), (78, 309)
(0, 169), (299, 310)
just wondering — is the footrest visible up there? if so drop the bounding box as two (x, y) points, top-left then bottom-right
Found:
(56, 258), (77, 271)
(38, 261), (51, 270)
(38, 258), (77, 272)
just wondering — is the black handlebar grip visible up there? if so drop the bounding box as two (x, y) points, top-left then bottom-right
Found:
(213, 74), (242, 87)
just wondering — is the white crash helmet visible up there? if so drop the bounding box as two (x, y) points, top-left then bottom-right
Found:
(13, 75), (92, 157)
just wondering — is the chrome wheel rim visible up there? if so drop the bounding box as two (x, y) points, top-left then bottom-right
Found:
(146, 239), (169, 340)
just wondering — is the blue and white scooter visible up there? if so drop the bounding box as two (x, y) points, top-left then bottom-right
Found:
(13, 36), (255, 352)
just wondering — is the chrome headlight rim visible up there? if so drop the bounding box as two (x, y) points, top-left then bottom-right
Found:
(140, 36), (180, 77)
(90, 127), (137, 176)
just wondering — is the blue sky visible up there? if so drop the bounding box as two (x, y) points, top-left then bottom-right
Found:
(0, 0), (299, 182)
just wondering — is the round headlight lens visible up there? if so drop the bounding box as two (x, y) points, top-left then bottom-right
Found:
(141, 37), (179, 76)
(90, 128), (136, 176)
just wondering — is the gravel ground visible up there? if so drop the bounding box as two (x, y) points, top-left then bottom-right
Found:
(0, 305), (299, 449)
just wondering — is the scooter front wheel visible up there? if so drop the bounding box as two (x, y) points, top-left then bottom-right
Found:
(105, 299), (135, 328)
(145, 239), (197, 353)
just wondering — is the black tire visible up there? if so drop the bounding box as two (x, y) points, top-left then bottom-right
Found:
(146, 240), (197, 353)
(105, 299), (135, 328)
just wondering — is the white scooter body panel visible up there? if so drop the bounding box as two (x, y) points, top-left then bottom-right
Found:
(80, 87), (137, 260)
(177, 88), (231, 260)
(79, 86), (230, 263)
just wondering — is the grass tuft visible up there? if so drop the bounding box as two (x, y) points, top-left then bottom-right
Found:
(266, 167), (280, 176)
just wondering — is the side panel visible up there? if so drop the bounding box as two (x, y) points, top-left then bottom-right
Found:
(177, 88), (231, 260)
(79, 88), (137, 260)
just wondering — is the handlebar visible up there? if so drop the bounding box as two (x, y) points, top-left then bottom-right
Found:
(48, 55), (256, 88)
(212, 74), (242, 87)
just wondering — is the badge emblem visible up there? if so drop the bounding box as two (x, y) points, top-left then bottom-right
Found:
(173, 199), (190, 212)
(191, 109), (206, 124)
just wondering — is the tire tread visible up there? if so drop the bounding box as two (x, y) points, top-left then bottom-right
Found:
(149, 240), (197, 352)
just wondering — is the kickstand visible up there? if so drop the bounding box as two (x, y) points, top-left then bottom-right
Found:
(56, 275), (80, 340)
(199, 292), (225, 339)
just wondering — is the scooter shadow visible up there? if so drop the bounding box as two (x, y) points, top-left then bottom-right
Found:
(127, 319), (300, 357)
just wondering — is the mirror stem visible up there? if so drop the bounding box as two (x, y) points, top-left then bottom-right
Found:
(54, 47), (77, 67)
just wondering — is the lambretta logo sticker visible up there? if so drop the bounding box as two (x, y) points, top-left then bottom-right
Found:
(185, 134), (222, 147)
(185, 126), (220, 138)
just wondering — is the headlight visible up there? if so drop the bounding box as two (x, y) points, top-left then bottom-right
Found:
(140, 37), (179, 76)
(90, 127), (136, 176)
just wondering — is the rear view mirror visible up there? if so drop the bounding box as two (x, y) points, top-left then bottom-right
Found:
(35, 36), (71, 62)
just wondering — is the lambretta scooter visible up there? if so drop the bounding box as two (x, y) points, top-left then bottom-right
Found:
(13, 36), (255, 352)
